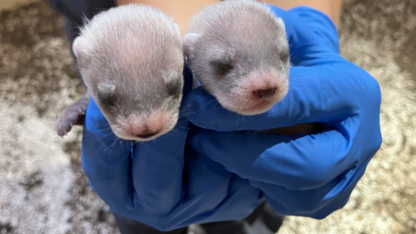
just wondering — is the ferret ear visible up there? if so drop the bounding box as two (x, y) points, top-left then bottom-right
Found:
(173, 23), (181, 36)
(275, 17), (286, 31)
(97, 82), (117, 106)
(97, 82), (116, 94)
(182, 33), (201, 57)
(161, 70), (180, 83)
(72, 36), (91, 59)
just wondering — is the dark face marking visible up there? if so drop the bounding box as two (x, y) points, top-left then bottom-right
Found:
(209, 59), (234, 77)
(280, 50), (290, 64)
(97, 89), (118, 107)
(166, 78), (182, 98)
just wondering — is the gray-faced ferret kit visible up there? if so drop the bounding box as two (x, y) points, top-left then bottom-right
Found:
(184, 0), (316, 135)
(55, 4), (185, 141)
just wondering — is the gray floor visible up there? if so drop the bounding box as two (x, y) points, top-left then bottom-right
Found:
(0, 0), (415, 233)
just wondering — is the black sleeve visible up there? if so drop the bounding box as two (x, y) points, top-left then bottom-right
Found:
(47, 0), (117, 58)
(47, 0), (117, 23)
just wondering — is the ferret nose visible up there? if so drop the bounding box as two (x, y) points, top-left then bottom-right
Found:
(136, 130), (159, 139)
(253, 88), (277, 99)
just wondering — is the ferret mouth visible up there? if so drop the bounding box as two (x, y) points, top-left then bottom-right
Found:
(220, 86), (288, 116)
(226, 99), (276, 116)
(216, 89), (284, 116)
(114, 128), (169, 142)
(111, 123), (175, 142)
(109, 110), (179, 142)
(217, 68), (289, 115)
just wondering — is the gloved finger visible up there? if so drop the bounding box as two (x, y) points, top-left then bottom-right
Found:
(188, 114), (380, 190)
(265, 5), (340, 66)
(130, 113), (188, 215)
(250, 148), (375, 219)
(81, 98), (135, 211)
(116, 140), (262, 231)
(159, 150), (261, 229)
(185, 62), (380, 132)
(251, 156), (365, 219)
(287, 6), (340, 54)
(129, 66), (194, 215)
(169, 175), (262, 229)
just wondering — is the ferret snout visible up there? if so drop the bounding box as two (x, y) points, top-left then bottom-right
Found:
(220, 69), (288, 115)
(111, 107), (177, 141)
(239, 69), (288, 103)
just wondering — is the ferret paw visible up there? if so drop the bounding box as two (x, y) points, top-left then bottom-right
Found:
(55, 99), (89, 137)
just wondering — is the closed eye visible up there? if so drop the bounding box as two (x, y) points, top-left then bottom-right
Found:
(97, 91), (117, 107)
(280, 51), (290, 62)
(166, 78), (182, 97)
(210, 59), (233, 76)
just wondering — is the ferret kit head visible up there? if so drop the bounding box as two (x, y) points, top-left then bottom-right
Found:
(73, 4), (184, 141)
(183, 0), (290, 115)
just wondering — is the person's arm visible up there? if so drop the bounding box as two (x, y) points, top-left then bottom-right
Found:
(116, 0), (220, 36)
(260, 0), (344, 27)
(116, 0), (343, 34)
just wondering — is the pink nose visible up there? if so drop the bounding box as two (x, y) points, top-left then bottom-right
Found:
(253, 88), (277, 99)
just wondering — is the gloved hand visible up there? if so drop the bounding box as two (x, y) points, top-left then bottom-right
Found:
(184, 6), (382, 218)
(80, 67), (262, 231)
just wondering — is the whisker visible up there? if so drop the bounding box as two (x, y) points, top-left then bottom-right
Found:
(105, 137), (121, 151)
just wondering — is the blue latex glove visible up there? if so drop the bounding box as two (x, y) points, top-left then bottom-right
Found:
(80, 67), (262, 231)
(184, 6), (382, 218)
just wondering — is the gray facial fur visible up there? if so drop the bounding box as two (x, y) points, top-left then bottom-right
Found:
(71, 4), (184, 141)
(183, 0), (290, 115)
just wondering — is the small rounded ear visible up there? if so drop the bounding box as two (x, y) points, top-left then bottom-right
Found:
(97, 81), (117, 106)
(182, 33), (201, 57)
(97, 82), (116, 94)
(226, 48), (237, 63)
(72, 36), (91, 59)
(161, 70), (180, 83)
(274, 17), (288, 46)
(173, 23), (181, 36)
(274, 17), (286, 31)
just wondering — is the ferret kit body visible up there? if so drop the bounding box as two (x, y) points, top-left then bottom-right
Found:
(56, 4), (185, 141)
(184, 0), (315, 134)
